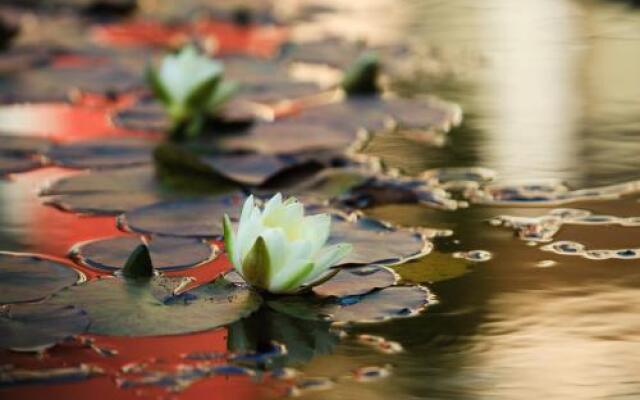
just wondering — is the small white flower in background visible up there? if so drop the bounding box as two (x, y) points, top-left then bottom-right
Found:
(223, 194), (352, 294)
(146, 45), (237, 130)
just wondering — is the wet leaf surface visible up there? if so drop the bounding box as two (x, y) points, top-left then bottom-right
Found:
(329, 215), (430, 266)
(0, 135), (52, 154)
(70, 235), (215, 272)
(0, 252), (81, 304)
(46, 276), (261, 336)
(46, 138), (155, 170)
(312, 265), (399, 298)
(120, 193), (246, 238)
(268, 285), (430, 324)
(40, 166), (169, 215)
(0, 304), (89, 351)
(0, 59), (142, 103)
(0, 155), (43, 177)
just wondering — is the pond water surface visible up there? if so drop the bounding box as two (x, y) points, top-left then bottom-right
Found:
(2, 0), (640, 399)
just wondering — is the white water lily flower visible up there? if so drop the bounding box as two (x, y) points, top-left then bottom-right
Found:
(159, 45), (223, 104)
(223, 194), (352, 294)
(147, 45), (224, 122)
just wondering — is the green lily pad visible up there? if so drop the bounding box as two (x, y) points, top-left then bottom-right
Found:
(70, 236), (215, 272)
(0, 304), (89, 351)
(46, 138), (154, 170)
(312, 265), (398, 298)
(268, 285), (430, 324)
(0, 252), (81, 304)
(329, 215), (430, 266)
(40, 166), (168, 215)
(392, 251), (473, 283)
(46, 276), (262, 336)
(120, 193), (246, 238)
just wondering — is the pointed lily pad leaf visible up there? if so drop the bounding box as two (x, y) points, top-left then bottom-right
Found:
(46, 138), (154, 170)
(328, 216), (430, 266)
(268, 285), (430, 324)
(71, 236), (214, 272)
(45, 192), (164, 216)
(0, 252), (81, 304)
(312, 265), (398, 298)
(120, 193), (246, 238)
(392, 251), (473, 283)
(0, 304), (89, 351)
(46, 276), (261, 336)
(342, 51), (380, 96)
(122, 244), (154, 278)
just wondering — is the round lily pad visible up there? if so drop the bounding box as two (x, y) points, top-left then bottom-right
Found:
(47, 276), (262, 336)
(268, 285), (430, 324)
(199, 152), (332, 187)
(0, 252), (81, 304)
(45, 192), (164, 215)
(41, 166), (159, 195)
(120, 193), (246, 238)
(329, 216), (429, 266)
(40, 166), (167, 215)
(0, 304), (89, 351)
(46, 138), (154, 169)
(312, 265), (399, 298)
(70, 236), (215, 272)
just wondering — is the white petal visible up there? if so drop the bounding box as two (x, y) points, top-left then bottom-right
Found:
(305, 243), (352, 283)
(302, 213), (331, 254)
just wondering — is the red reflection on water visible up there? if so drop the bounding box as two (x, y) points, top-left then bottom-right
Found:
(0, 328), (271, 400)
(92, 19), (288, 58)
(0, 93), (153, 143)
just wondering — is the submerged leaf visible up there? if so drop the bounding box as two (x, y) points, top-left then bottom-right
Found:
(392, 251), (473, 283)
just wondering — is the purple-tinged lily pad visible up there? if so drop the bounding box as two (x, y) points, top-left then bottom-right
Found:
(268, 285), (430, 324)
(329, 215), (430, 266)
(46, 275), (261, 336)
(199, 151), (334, 187)
(0, 304), (89, 351)
(312, 265), (398, 298)
(0, 155), (42, 177)
(0, 252), (81, 304)
(119, 193), (246, 238)
(46, 138), (155, 170)
(40, 166), (168, 215)
(70, 236), (215, 272)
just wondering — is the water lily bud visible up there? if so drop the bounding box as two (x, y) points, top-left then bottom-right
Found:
(146, 45), (224, 124)
(223, 194), (352, 294)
